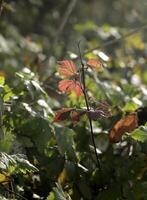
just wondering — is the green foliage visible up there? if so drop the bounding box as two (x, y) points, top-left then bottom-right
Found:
(0, 0), (147, 199)
(0, 152), (38, 174)
(131, 124), (147, 142)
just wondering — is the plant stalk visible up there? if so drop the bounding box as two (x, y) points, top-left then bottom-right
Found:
(78, 43), (102, 173)
(0, 0), (4, 16)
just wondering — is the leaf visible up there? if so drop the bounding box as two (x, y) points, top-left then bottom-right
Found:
(131, 125), (147, 142)
(0, 173), (9, 184)
(87, 59), (103, 71)
(126, 33), (145, 50)
(0, 153), (38, 174)
(87, 109), (110, 120)
(3, 85), (15, 102)
(20, 117), (53, 153)
(54, 108), (85, 124)
(31, 80), (46, 94)
(58, 60), (77, 77)
(46, 192), (55, 200)
(96, 133), (109, 152)
(123, 100), (139, 112)
(54, 108), (73, 122)
(0, 132), (15, 153)
(0, 76), (5, 87)
(70, 110), (81, 123)
(12, 154), (38, 173)
(58, 80), (82, 96)
(54, 127), (76, 161)
(78, 180), (92, 200)
(109, 113), (138, 143)
(0, 152), (16, 171)
(53, 183), (72, 200)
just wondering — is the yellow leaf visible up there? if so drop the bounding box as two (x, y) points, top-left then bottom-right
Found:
(126, 33), (145, 50)
(0, 173), (9, 184)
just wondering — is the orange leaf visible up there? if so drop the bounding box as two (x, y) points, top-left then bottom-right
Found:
(73, 81), (83, 96)
(54, 108), (85, 124)
(109, 113), (138, 143)
(58, 80), (82, 96)
(58, 60), (77, 77)
(87, 59), (103, 71)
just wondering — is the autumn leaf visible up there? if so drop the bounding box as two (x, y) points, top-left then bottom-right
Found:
(0, 173), (10, 185)
(109, 113), (138, 143)
(87, 59), (103, 71)
(58, 80), (82, 96)
(54, 108), (85, 123)
(54, 108), (73, 122)
(58, 60), (77, 77)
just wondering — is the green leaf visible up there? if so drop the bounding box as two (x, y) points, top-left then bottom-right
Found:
(12, 154), (38, 173)
(53, 183), (72, 200)
(19, 117), (53, 153)
(96, 133), (109, 152)
(123, 100), (139, 112)
(131, 125), (147, 142)
(0, 195), (8, 200)
(0, 132), (15, 153)
(54, 183), (67, 200)
(78, 180), (92, 200)
(54, 127), (76, 161)
(46, 192), (55, 200)
(0, 153), (38, 174)
(0, 76), (5, 87)
(31, 80), (46, 94)
(3, 85), (15, 102)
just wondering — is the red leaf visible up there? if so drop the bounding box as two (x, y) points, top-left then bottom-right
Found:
(54, 108), (73, 122)
(58, 80), (82, 96)
(73, 81), (83, 96)
(58, 60), (77, 77)
(109, 113), (138, 143)
(87, 59), (103, 71)
(54, 108), (85, 124)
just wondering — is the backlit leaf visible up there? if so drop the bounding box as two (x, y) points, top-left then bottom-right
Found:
(109, 113), (138, 143)
(131, 125), (147, 142)
(0, 173), (9, 184)
(0, 76), (5, 87)
(58, 80), (82, 96)
(58, 60), (77, 77)
(87, 59), (103, 71)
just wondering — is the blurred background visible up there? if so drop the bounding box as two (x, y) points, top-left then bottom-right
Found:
(1, 1), (147, 199)
(1, 0), (147, 78)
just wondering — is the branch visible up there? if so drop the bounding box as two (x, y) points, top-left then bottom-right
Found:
(55, 0), (77, 43)
(75, 23), (147, 59)
(0, 0), (4, 16)
(0, 184), (28, 200)
(78, 42), (103, 176)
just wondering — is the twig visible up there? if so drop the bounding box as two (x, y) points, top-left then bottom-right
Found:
(78, 42), (103, 174)
(0, 184), (28, 200)
(55, 0), (77, 43)
(75, 23), (147, 59)
(0, 0), (4, 16)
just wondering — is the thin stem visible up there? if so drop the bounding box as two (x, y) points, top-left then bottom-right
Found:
(0, 184), (28, 200)
(74, 23), (147, 61)
(0, 0), (4, 16)
(78, 42), (102, 172)
(54, 0), (77, 43)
